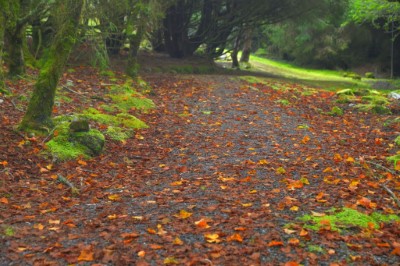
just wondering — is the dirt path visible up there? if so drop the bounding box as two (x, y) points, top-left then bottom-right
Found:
(1, 72), (399, 265)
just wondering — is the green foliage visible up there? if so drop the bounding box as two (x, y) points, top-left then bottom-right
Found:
(299, 207), (399, 232)
(275, 99), (290, 106)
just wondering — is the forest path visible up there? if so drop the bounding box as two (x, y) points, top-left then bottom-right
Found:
(1, 72), (399, 265)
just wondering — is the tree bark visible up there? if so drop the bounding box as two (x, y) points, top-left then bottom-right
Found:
(0, 7), (5, 90)
(6, 18), (26, 77)
(20, 0), (83, 132)
(240, 27), (253, 63)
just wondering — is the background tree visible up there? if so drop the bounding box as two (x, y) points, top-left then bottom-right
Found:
(0, 1), (6, 91)
(20, 0), (84, 132)
(349, 0), (400, 77)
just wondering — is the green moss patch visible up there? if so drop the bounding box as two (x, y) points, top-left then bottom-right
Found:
(82, 108), (148, 129)
(106, 126), (133, 141)
(298, 208), (399, 232)
(106, 81), (155, 112)
(45, 119), (105, 161)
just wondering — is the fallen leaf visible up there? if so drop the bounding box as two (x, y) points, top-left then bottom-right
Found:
(0, 197), (9, 204)
(173, 237), (184, 245)
(108, 194), (121, 201)
(267, 240), (284, 247)
(204, 233), (221, 243)
(174, 210), (192, 219)
(227, 233), (243, 242)
(78, 246), (94, 262)
(195, 218), (211, 229)
(164, 257), (179, 264)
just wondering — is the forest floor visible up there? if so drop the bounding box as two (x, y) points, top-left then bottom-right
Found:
(1, 54), (400, 265)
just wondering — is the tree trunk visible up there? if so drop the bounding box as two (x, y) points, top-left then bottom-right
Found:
(240, 28), (253, 63)
(20, 0), (83, 132)
(126, 24), (144, 77)
(7, 26), (26, 77)
(231, 29), (242, 69)
(0, 9), (5, 90)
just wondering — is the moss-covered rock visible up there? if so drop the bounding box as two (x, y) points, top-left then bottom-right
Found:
(69, 129), (105, 156)
(45, 117), (105, 161)
(365, 72), (375, 79)
(69, 118), (90, 132)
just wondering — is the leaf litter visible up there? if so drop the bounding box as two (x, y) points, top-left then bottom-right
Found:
(0, 67), (399, 265)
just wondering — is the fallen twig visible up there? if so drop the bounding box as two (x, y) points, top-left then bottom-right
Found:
(362, 160), (400, 208)
(57, 174), (80, 196)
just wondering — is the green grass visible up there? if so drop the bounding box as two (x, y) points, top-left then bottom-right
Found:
(246, 55), (371, 90)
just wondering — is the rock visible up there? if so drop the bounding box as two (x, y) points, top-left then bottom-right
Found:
(388, 92), (400, 100)
(69, 118), (90, 132)
(69, 129), (105, 156)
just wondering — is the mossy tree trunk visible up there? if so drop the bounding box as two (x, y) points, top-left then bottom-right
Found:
(126, 24), (144, 77)
(0, 7), (5, 90)
(7, 26), (26, 77)
(240, 27), (253, 63)
(20, 0), (83, 132)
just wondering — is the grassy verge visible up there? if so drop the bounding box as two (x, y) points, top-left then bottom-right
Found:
(244, 55), (371, 90)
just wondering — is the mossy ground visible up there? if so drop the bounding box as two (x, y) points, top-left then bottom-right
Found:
(298, 207), (399, 232)
(45, 78), (154, 160)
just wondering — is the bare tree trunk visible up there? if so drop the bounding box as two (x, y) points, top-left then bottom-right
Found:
(20, 0), (83, 132)
(231, 29), (243, 69)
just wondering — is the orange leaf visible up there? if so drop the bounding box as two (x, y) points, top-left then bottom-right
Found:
(227, 233), (243, 243)
(173, 237), (184, 245)
(108, 194), (121, 201)
(376, 242), (390, 248)
(174, 210), (192, 219)
(77, 159), (87, 166)
(147, 228), (156, 234)
(0, 161), (8, 167)
(333, 153), (342, 162)
(299, 229), (308, 237)
(288, 238), (300, 245)
(0, 197), (9, 204)
(204, 233), (221, 243)
(78, 247), (94, 261)
(284, 262), (300, 266)
(391, 247), (400, 256)
(267, 240), (284, 247)
(195, 218), (211, 229)
(301, 135), (310, 144)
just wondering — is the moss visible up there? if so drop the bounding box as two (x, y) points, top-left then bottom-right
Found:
(298, 208), (399, 232)
(108, 94), (155, 112)
(100, 70), (115, 77)
(387, 154), (400, 168)
(70, 129), (105, 156)
(328, 106), (344, 116)
(106, 126), (133, 141)
(365, 72), (375, 79)
(307, 245), (325, 254)
(45, 117), (105, 160)
(276, 99), (290, 106)
(355, 103), (391, 114)
(2, 226), (15, 237)
(395, 136), (400, 146)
